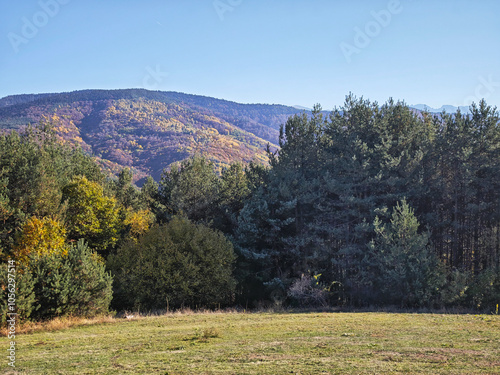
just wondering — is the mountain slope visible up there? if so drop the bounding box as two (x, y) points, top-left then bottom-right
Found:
(0, 89), (312, 181)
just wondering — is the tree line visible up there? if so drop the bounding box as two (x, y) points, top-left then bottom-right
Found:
(1, 95), (499, 324)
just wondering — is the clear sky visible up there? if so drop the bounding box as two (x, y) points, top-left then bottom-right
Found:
(1, 0), (499, 110)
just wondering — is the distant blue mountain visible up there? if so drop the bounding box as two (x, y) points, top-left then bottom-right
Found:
(292, 105), (313, 111)
(411, 104), (471, 114)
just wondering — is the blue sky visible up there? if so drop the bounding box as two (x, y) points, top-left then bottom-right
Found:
(1, 0), (499, 109)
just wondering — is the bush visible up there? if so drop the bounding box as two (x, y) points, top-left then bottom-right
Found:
(465, 268), (500, 311)
(108, 215), (236, 311)
(30, 239), (113, 320)
(1, 239), (112, 324)
(287, 274), (329, 307)
(437, 268), (470, 307)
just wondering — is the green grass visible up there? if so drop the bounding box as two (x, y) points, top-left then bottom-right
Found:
(5, 311), (500, 374)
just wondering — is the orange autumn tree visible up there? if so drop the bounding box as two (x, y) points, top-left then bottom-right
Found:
(13, 216), (67, 265)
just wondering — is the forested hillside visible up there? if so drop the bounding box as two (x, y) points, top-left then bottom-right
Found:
(1, 94), (499, 326)
(0, 89), (316, 181)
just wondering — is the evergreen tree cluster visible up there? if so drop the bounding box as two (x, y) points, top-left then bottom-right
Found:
(230, 96), (499, 309)
(154, 95), (499, 310)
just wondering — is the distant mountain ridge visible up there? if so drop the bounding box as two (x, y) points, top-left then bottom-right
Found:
(410, 104), (471, 114)
(0, 93), (58, 108)
(0, 89), (318, 182)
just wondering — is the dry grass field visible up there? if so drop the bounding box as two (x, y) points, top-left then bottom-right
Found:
(3, 310), (500, 374)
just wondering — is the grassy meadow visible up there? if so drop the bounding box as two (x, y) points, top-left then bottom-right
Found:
(4, 311), (500, 374)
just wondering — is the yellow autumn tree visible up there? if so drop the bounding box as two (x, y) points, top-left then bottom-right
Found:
(123, 208), (155, 240)
(13, 216), (67, 265)
(62, 175), (120, 254)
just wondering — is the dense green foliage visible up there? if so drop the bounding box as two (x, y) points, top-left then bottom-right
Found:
(1, 94), (499, 323)
(158, 157), (253, 234)
(29, 239), (113, 319)
(0, 123), (146, 323)
(0, 119), (103, 258)
(1, 239), (113, 321)
(230, 96), (499, 309)
(108, 216), (236, 311)
(358, 200), (444, 306)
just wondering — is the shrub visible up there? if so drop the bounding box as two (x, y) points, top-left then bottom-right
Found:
(437, 268), (470, 307)
(465, 268), (500, 311)
(30, 239), (113, 319)
(108, 215), (236, 311)
(287, 274), (329, 307)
